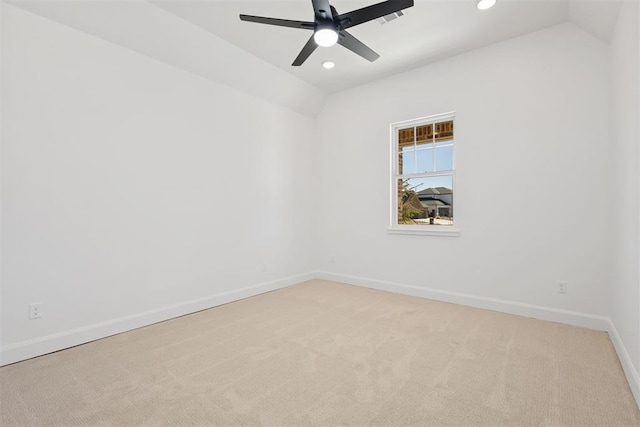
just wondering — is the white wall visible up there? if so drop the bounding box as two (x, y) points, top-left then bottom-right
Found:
(0, 0), (4, 353)
(611, 0), (640, 399)
(5, 0), (326, 118)
(315, 23), (612, 319)
(0, 5), (316, 363)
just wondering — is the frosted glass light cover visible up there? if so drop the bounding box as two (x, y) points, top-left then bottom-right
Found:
(476, 0), (496, 10)
(314, 29), (338, 47)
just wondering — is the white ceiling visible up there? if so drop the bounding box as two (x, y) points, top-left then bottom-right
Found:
(154, 0), (569, 93)
(150, 0), (620, 93)
(6, 0), (622, 113)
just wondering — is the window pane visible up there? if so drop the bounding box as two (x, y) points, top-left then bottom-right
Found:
(416, 149), (434, 173)
(434, 120), (454, 142)
(398, 127), (415, 147)
(397, 176), (453, 226)
(416, 124), (432, 142)
(401, 149), (415, 174)
(435, 146), (453, 171)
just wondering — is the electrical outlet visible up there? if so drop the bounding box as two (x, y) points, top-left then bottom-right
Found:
(29, 303), (42, 319)
(558, 281), (568, 294)
(262, 262), (267, 272)
(330, 254), (335, 263)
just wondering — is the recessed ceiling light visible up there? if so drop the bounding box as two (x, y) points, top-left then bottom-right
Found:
(476, 0), (496, 10)
(314, 28), (339, 47)
(322, 60), (335, 69)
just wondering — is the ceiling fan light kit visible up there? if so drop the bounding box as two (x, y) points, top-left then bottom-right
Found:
(476, 0), (497, 10)
(314, 28), (339, 47)
(239, 0), (415, 66)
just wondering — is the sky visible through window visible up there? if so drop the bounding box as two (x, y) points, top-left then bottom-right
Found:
(401, 143), (454, 191)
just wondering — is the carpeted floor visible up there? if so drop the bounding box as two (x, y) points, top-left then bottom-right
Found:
(1, 280), (639, 426)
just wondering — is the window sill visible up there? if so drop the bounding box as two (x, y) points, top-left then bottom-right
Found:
(387, 227), (461, 237)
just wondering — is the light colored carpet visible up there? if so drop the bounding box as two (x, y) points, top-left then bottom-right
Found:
(1, 280), (639, 426)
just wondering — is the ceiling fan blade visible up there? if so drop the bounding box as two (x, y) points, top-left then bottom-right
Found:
(292, 35), (319, 66)
(337, 0), (414, 29)
(337, 30), (380, 62)
(239, 14), (314, 30)
(311, 0), (334, 21)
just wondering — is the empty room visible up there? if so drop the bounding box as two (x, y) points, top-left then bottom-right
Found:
(1, 0), (639, 425)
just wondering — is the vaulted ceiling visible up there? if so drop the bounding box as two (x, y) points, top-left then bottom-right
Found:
(152, 0), (620, 93)
(6, 0), (623, 115)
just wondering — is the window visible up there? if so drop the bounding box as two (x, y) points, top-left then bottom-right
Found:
(389, 112), (458, 235)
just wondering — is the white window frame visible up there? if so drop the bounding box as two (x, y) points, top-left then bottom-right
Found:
(388, 111), (460, 237)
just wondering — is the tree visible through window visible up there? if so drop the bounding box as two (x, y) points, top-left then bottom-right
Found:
(391, 113), (455, 227)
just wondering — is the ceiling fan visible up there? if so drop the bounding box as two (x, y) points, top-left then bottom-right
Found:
(239, 0), (415, 66)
